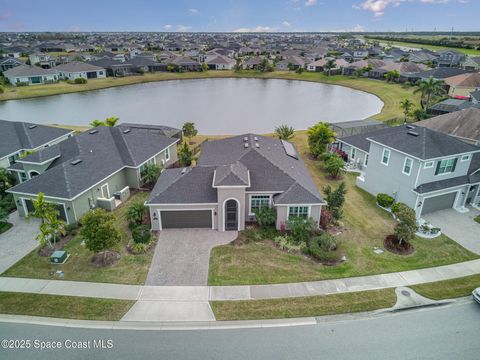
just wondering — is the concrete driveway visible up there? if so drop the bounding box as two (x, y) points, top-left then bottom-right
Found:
(423, 207), (480, 255)
(0, 211), (39, 274)
(145, 229), (237, 286)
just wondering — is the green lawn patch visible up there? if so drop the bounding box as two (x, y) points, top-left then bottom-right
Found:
(474, 216), (480, 224)
(0, 292), (134, 320)
(2, 191), (154, 285)
(0, 222), (13, 235)
(208, 135), (479, 286)
(411, 274), (480, 300)
(211, 289), (397, 321)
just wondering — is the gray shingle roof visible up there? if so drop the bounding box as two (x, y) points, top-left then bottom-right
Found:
(0, 120), (72, 159)
(213, 162), (249, 187)
(55, 61), (105, 72)
(3, 64), (57, 77)
(414, 175), (471, 194)
(8, 126), (178, 199)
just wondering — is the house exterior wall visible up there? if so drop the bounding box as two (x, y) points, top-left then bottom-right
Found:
(275, 204), (322, 230)
(416, 154), (472, 185)
(58, 69), (106, 80)
(7, 73), (58, 86)
(217, 187), (246, 231)
(448, 86), (479, 98)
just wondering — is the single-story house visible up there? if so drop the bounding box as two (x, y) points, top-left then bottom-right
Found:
(147, 134), (325, 231)
(462, 57), (480, 71)
(7, 125), (179, 224)
(55, 61), (106, 80)
(427, 98), (480, 116)
(206, 55), (236, 70)
(444, 72), (480, 98)
(306, 58), (349, 72)
(0, 120), (73, 171)
(3, 65), (59, 86)
(168, 56), (202, 71)
(276, 56), (307, 71)
(0, 57), (24, 73)
(369, 61), (428, 81)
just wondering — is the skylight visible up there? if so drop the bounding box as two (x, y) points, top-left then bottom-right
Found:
(281, 140), (298, 159)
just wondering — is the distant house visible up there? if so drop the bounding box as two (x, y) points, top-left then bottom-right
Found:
(408, 50), (438, 64)
(206, 54), (236, 70)
(342, 59), (386, 76)
(55, 61), (106, 80)
(369, 61), (427, 80)
(427, 98), (479, 116)
(28, 53), (56, 69)
(306, 58), (348, 72)
(434, 49), (466, 68)
(275, 56), (306, 71)
(168, 56), (202, 71)
(0, 120), (73, 173)
(471, 90), (480, 104)
(404, 67), (472, 85)
(0, 57), (23, 73)
(129, 57), (167, 72)
(88, 58), (134, 77)
(444, 72), (480, 98)
(462, 56), (480, 71)
(3, 65), (59, 86)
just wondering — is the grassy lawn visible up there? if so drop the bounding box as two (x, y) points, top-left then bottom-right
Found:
(208, 133), (478, 286)
(0, 71), (418, 123)
(211, 289), (397, 321)
(367, 38), (480, 56)
(411, 274), (480, 300)
(2, 191), (154, 285)
(0, 222), (13, 235)
(0, 292), (134, 321)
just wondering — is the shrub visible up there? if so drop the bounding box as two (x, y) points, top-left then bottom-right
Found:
(314, 232), (337, 252)
(274, 125), (295, 140)
(0, 194), (16, 213)
(324, 153), (345, 179)
(287, 217), (317, 244)
(253, 207), (276, 228)
(377, 193), (395, 208)
(306, 238), (338, 262)
(74, 77), (87, 84)
(430, 227), (440, 235)
(319, 208), (331, 229)
(132, 224), (151, 244)
(273, 235), (304, 253)
(125, 201), (148, 226)
(323, 182), (347, 224)
(65, 223), (79, 236)
(0, 85), (4, 94)
(130, 242), (149, 254)
(307, 122), (335, 158)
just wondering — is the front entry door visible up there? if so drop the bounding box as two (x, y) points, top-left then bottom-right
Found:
(225, 199), (238, 231)
(467, 185), (479, 204)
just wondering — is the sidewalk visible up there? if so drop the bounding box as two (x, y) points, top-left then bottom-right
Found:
(1, 259), (480, 302)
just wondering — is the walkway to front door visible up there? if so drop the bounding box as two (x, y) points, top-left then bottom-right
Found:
(145, 229), (237, 286)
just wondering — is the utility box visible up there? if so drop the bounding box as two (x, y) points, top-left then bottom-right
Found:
(50, 250), (68, 264)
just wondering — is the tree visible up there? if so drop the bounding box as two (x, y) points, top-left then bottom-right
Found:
(0, 167), (16, 196)
(324, 153), (345, 179)
(274, 125), (295, 140)
(80, 208), (121, 264)
(324, 59), (336, 76)
(90, 116), (119, 128)
(384, 70), (400, 83)
(414, 76), (446, 109)
(295, 67), (304, 74)
(323, 182), (347, 224)
(394, 205), (418, 245)
(412, 108), (428, 121)
(182, 122), (198, 143)
(90, 119), (105, 128)
(307, 122), (335, 158)
(201, 63), (209, 72)
(30, 193), (66, 249)
(125, 201), (148, 226)
(400, 99), (413, 123)
(178, 141), (193, 166)
(287, 63), (295, 72)
(141, 163), (162, 187)
(0, 206), (9, 224)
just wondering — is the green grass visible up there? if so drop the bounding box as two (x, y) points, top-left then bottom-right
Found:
(474, 216), (480, 224)
(372, 38), (480, 56)
(0, 292), (134, 320)
(411, 274), (480, 300)
(0, 222), (13, 235)
(208, 133), (479, 286)
(0, 71), (419, 123)
(2, 191), (154, 285)
(211, 289), (397, 321)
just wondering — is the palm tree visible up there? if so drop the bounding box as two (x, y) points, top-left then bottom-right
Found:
(125, 201), (148, 226)
(324, 59), (336, 76)
(274, 125), (295, 140)
(104, 116), (119, 127)
(90, 119), (105, 128)
(400, 99), (413, 123)
(414, 76), (446, 110)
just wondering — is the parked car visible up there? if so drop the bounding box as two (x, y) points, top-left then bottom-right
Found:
(473, 288), (480, 304)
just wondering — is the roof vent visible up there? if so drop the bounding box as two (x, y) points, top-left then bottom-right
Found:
(406, 125), (415, 130)
(123, 129), (131, 134)
(244, 136), (248, 142)
(71, 159), (82, 165)
(407, 131), (419, 137)
(28, 125), (37, 129)
(244, 143), (249, 148)
(255, 142), (259, 148)
(89, 129), (98, 135)
(254, 136), (258, 141)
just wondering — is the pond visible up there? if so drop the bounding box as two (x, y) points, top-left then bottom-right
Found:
(0, 78), (384, 135)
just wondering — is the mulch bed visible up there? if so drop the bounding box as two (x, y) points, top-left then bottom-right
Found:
(38, 234), (73, 257)
(384, 235), (415, 255)
(91, 251), (121, 267)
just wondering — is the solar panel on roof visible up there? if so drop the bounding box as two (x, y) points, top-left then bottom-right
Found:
(281, 140), (298, 159)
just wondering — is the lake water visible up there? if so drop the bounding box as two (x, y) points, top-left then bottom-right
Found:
(0, 78), (383, 135)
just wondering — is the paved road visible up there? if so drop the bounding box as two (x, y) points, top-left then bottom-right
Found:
(0, 301), (479, 360)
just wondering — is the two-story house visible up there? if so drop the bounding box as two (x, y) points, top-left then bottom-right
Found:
(337, 125), (480, 218)
(7, 125), (179, 224)
(147, 134), (325, 231)
(434, 49), (467, 68)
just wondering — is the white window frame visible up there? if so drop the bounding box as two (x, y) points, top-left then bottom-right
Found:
(402, 157), (413, 176)
(437, 158), (456, 176)
(381, 148), (390, 166)
(364, 154), (369, 167)
(165, 147), (170, 162)
(461, 154), (470, 162)
(101, 183), (110, 199)
(424, 161), (434, 169)
(249, 195), (272, 216)
(287, 205), (310, 220)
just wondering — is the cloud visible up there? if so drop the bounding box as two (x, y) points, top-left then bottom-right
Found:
(163, 24), (173, 30)
(176, 25), (191, 32)
(68, 26), (80, 32)
(233, 26), (274, 33)
(0, 11), (12, 21)
(188, 8), (199, 15)
(282, 21), (292, 27)
(352, 24), (366, 32)
(354, 0), (450, 17)
(305, 0), (317, 6)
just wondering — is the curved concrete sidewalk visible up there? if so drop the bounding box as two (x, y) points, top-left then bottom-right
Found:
(1, 259), (480, 302)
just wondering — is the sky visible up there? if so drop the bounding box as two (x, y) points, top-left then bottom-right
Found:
(0, 0), (479, 32)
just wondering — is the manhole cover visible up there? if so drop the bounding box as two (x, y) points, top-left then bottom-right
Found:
(401, 290), (411, 297)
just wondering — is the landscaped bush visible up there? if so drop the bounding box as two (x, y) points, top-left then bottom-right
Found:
(15, 82), (29, 87)
(0, 85), (4, 94)
(306, 238), (339, 263)
(475, 216), (480, 224)
(314, 232), (337, 252)
(65, 223), (79, 236)
(74, 77), (87, 84)
(377, 193), (395, 208)
(254, 207), (276, 228)
(273, 235), (304, 253)
(0, 194), (16, 213)
(130, 242), (149, 255)
(319, 208), (331, 230)
(287, 217), (317, 244)
(132, 225), (151, 244)
(244, 226), (262, 242)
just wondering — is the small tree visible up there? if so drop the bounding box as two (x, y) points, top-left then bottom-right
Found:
(201, 63), (209, 72)
(394, 206), (418, 245)
(400, 99), (413, 123)
(253, 207), (276, 228)
(90, 119), (104, 128)
(287, 217), (317, 244)
(384, 70), (400, 83)
(274, 125), (295, 140)
(307, 122), (335, 158)
(324, 153), (345, 179)
(412, 108), (428, 121)
(141, 163), (162, 187)
(323, 181), (347, 224)
(0, 167), (16, 196)
(125, 201), (148, 226)
(104, 116), (119, 127)
(30, 193), (66, 249)
(0, 206), (9, 224)
(80, 208), (121, 265)
(324, 59), (336, 76)
(182, 122), (198, 143)
(178, 141), (193, 166)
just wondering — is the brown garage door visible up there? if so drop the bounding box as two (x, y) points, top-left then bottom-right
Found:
(160, 210), (212, 229)
(421, 192), (457, 215)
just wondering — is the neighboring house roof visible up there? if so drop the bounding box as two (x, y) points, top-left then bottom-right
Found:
(416, 107), (480, 143)
(0, 57), (24, 66)
(206, 55), (235, 65)
(8, 126), (178, 200)
(428, 98), (478, 113)
(55, 61), (105, 72)
(148, 134), (324, 206)
(366, 124), (480, 160)
(0, 120), (72, 159)
(338, 132), (372, 152)
(411, 68), (471, 80)
(3, 64), (57, 77)
(376, 61), (427, 74)
(169, 56), (200, 66)
(414, 175), (471, 194)
(117, 123), (181, 138)
(471, 90), (480, 102)
(444, 72), (480, 88)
